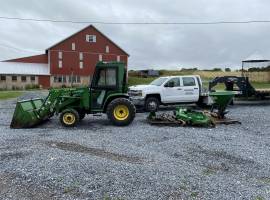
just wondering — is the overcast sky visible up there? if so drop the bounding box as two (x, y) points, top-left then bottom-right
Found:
(1, 0), (270, 70)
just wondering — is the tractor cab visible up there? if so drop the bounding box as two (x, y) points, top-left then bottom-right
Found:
(90, 62), (127, 110)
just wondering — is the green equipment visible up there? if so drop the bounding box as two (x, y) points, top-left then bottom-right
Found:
(174, 107), (213, 127)
(148, 107), (214, 127)
(10, 62), (136, 128)
(209, 91), (235, 119)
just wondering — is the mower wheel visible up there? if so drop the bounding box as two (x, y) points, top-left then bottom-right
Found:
(107, 98), (136, 126)
(60, 109), (79, 127)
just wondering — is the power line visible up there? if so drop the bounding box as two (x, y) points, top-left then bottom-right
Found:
(0, 43), (42, 53)
(0, 16), (270, 25)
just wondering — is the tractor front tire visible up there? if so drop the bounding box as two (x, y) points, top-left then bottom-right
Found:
(107, 98), (136, 126)
(60, 109), (79, 127)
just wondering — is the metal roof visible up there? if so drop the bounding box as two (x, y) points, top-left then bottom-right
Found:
(0, 62), (49, 75)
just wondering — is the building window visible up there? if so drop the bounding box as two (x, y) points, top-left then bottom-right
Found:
(54, 75), (66, 83)
(86, 35), (96, 43)
(58, 52), (63, 59)
(12, 76), (17, 82)
(59, 61), (63, 68)
(21, 76), (27, 82)
(72, 43), (76, 50)
(0, 75), (6, 81)
(77, 76), (81, 83)
(117, 55), (121, 62)
(80, 62), (83, 69)
(30, 76), (35, 82)
(105, 45), (110, 53)
(68, 75), (81, 83)
(79, 52), (83, 61)
(99, 54), (103, 61)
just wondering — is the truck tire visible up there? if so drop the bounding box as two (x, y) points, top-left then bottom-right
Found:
(145, 97), (159, 112)
(60, 109), (80, 127)
(106, 98), (136, 126)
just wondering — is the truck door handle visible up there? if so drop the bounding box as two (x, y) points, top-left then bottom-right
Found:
(177, 88), (182, 90)
(194, 88), (198, 90)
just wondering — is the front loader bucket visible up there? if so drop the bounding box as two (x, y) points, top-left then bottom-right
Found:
(10, 98), (48, 128)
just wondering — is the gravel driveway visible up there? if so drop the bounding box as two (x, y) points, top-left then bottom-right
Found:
(0, 92), (269, 200)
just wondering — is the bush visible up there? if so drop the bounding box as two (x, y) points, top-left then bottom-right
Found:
(225, 68), (231, 72)
(25, 84), (40, 90)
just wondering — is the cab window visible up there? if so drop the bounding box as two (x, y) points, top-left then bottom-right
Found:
(183, 77), (196, 86)
(95, 68), (117, 87)
(165, 78), (180, 87)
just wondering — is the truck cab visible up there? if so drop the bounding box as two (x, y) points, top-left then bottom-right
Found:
(128, 75), (203, 111)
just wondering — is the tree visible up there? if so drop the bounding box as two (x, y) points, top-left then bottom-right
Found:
(225, 68), (231, 72)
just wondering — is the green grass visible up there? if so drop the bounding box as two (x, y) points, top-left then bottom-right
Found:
(128, 76), (156, 86)
(0, 91), (24, 100)
(128, 76), (270, 90)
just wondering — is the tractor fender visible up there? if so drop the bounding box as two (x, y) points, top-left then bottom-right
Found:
(103, 93), (130, 113)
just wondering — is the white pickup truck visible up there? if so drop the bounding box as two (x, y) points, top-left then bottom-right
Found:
(128, 75), (210, 111)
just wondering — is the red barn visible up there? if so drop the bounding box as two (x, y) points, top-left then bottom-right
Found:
(0, 25), (129, 89)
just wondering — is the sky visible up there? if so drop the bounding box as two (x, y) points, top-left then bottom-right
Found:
(1, 0), (270, 70)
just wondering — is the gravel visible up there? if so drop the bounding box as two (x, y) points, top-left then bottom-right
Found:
(0, 92), (270, 200)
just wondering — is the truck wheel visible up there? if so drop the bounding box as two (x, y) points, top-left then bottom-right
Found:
(60, 109), (79, 127)
(107, 98), (136, 126)
(145, 97), (159, 112)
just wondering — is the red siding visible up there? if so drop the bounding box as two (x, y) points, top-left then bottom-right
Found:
(38, 75), (50, 88)
(5, 54), (48, 64)
(49, 25), (128, 76)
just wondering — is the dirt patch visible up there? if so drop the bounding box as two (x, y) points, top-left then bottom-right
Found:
(0, 172), (56, 200)
(0, 151), (30, 161)
(45, 141), (144, 164)
(189, 145), (257, 166)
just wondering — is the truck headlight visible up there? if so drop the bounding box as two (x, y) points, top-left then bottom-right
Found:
(128, 90), (143, 97)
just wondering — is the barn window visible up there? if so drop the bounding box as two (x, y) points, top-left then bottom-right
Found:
(62, 76), (66, 83)
(58, 52), (63, 59)
(12, 76), (17, 81)
(59, 61), (63, 68)
(21, 76), (27, 82)
(86, 35), (96, 43)
(117, 55), (121, 62)
(99, 54), (103, 61)
(105, 45), (110, 53)
(79, 52), (83, 61)
(0, 75), (6, 81)
(72, 43), (76, 50)
(80, 62), (84, 69)
(30, 76), (35, 82)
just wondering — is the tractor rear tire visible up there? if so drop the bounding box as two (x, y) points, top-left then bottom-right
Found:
(106, 98), (136, 126)
(79, 111), (86, 120)
(60, 109), (80, 127)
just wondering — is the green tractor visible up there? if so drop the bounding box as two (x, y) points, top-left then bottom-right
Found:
(10, 62), (136, 128)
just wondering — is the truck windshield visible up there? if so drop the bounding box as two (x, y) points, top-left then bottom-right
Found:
(150, 77), (168, 86)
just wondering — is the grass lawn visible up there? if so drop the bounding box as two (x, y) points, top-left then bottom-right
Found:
(128, 76), (270, 90)
(128, 77), (156, 86)
(0, 91), (24, 100)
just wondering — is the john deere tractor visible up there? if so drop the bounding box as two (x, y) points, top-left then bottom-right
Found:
(10, 62), (136, 128)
